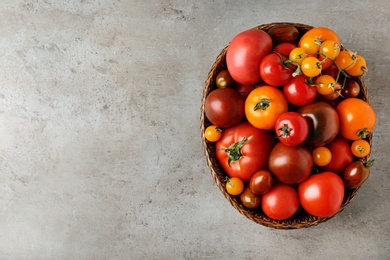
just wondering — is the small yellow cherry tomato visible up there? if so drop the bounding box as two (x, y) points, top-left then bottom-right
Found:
(204, 125), (222, 142)
(226, 177), (244, 195)
(312, 147), (332, 166)
(301, 56), (322, 77)
(351, 139), (371, 158)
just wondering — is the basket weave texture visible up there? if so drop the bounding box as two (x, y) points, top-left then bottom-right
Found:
(200, 22), (371, 229)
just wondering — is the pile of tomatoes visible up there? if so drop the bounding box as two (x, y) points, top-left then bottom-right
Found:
(203, 25), (377, 221)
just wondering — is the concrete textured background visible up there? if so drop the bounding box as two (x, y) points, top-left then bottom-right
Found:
(0, 0), (389, 259)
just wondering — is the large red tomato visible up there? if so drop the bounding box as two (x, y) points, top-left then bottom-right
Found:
(226, 29), (273, 85)
(298, 172), (344, 218)
(216, 122), (276, 182)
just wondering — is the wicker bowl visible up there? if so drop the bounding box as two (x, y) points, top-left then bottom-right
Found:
(200, 22), (371, 229)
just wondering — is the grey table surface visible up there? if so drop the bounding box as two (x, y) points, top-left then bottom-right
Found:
(0, 0), (389, 259)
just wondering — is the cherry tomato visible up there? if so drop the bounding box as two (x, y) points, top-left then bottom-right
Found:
(312, 147), (332, 166)
(342, 160), (373, 189)
(273, 42), (296, 57)
(351, 139), (371, 158)
(319, 135), (354, 174)
(259, 53), (294, 86)
(345, 54), (367, 76)
(341, 79), (360, 98)
(299, 36), (320, 54)
(249, 170), (273, 195)
(297, 102), (340, 147)
(275, 112), (309, 146)
(301, 56), (322, 77)
(315, 75), (336, 95)
(204, 125), (222, 142)
(262, 184), (300, 220)
(323, 82), (342, 101)
(225, 177), (244, 195)
(299, 27), (341, 46)
(204, 88), (245, 128)
(298, 172), (344, 218)
(240, 186), (262, 209)
(215, 69), (237, 88)
(268, 142), (313, 185)
(245, 86), (288, 130)
(283, 74), (317, 107)
(335, 50), (356, 70)
(226, 29), (273, 85)
(289, 47), (308, 65)
(318, 40), (341, 70)
(336, 98), (376, 140)
(216, 122), (276, 182)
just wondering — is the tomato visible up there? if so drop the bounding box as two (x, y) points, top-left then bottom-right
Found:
(341, 79), (360, 98)
(335, 50), (356, 70)
(267, 24), (299, 43)
(345, 54), (367, 76)
(216, 122), (276, 182)
(268, 142), (313, 185)
(322, 63), (340, 79)
(301, 56), (322, 77)
(318, 40), (341, 70)
(225, 177), (244, 195)
(289, 47), (308, 65)
(323, 82), (342, 101)
(299, 36), (320, 54)
(297, 102), (340, 147)
(299, 27), (341, 46)
(204, 88), (245, 128)
(262, 184), (300, 220)
(336, 98), (376, 140)
(312, 147), (332, 167)
(319, 135), (354, 174)
(234, 84), (253, 99)
(342, 160), (373, 189)
(283, 74), (317, 106)
(215, 69), (237, 88)
(273, 42), (296, 57)
(298, 172), (344, 218)
(315, 75), (336, 95)
(204, 125), (222, 142)
(245, 86), (288, 130)
(249, 170), (273, 195)
(240, 186), (262, 209)
(226, 29), (273, 85)
(351, 139), (371, 158)
(275, 112), (309, 146)
(259, 53), (294, 86)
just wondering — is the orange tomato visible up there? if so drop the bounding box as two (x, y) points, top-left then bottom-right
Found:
(226, 177), (244, 195)
(351, 139), (371, 158)
(336, 98), (376, 140)
(245, 86), (288, 130)
(299, 27), (341, 46)
(345, 54), (367, 76)
(335, 50), (357, 70)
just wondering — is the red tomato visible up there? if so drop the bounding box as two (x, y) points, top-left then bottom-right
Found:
(273, 42), (297, 57)
(260, 53), (294, 86)
(319, 135), (354, 174)
(204, 88), (245, 128)
(275, 112), (309, 146)
(216, 122), (276, 182)
(283, 74), (317, 107)
(298, 172), (344, 218)
(226, 29), (273, 85)
(262, 184), (300, 220)
(249, 170), (273, 195)
(268, 142), (313, 185)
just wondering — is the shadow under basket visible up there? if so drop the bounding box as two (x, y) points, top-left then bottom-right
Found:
(200, 22), (372, 229)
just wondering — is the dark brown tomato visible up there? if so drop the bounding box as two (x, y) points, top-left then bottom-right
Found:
(215, 69), (237, 88)
(249, 170), (273, 195)
(341, 79), (361, 98)
(268, 142), (313, 185)
(297, 102), (339, 147)
(204, 88), (245, 128)
(240, 186), (262, 209)
(267, 24), (299, 43)
(342, 160), (373, 189)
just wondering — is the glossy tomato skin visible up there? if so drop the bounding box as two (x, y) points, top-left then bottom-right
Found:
(297, 102), (339, 147)
(259, 53), (294, 86)
(283, 74), (317, 107)
(342, 161), (371, 189)
(298, 172), (344, 218)
(275, 112), (309, 146)
(226, 29), (273, 85)
(262, 184), (300, 220)
(240, 186), (262, 209)
(319, 135), (354, 174)
(268, 142), (313, 184)
(336, 98), (376, 140)
(204, 88), (244, 128)
(249, 170), (273, 195)
(245, 86), (288, 130)
(273, 42), (297, 57)
(216, 122), (276, 182)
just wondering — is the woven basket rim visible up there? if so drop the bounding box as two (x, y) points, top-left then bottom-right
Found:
(200, 22), (371, 229)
